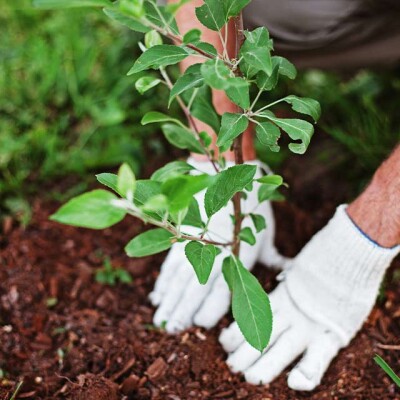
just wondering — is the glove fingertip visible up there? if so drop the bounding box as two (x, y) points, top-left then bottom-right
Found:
(287, 368), (318, 391)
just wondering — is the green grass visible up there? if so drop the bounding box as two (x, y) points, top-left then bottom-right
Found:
(374, 354), (400, 387)
(0, 2), (168, 224)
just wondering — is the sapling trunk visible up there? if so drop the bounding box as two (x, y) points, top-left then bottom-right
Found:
(232, 13), (245, 257)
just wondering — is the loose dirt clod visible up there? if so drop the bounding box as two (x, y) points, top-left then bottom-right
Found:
(121, 374), (140, 394)
(146, 357), (168, 382)
(67, 373), (118, 400)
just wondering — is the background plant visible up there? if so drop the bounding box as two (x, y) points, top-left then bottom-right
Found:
(33, 0), (322, 352)
(0, 1), (170, 224)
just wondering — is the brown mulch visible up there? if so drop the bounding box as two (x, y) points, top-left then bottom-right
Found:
(1, 147), (399, 399)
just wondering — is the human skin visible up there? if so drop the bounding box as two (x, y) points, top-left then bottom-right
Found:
(347, 146), (400, 247)
(169, 0), (400, 247)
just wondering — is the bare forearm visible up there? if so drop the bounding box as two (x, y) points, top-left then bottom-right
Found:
(347, 146), (400, 247)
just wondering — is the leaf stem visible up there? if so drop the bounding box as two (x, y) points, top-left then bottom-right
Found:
(255, 97), (287, 114)
(159, 68), (219, 173)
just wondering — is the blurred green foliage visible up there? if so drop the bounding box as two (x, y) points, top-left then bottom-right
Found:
(294, 70), (400, 170)
(0, 1), (167, 224)
(260, 69), (400, 185)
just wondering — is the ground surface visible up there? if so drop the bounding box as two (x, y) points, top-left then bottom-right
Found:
(1, 148), (399, 400)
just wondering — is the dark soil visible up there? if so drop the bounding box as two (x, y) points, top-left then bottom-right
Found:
(1, 145), (399, 399)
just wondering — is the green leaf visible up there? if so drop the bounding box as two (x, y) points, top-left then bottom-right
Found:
(222, 256), (272, 351)
(182, 198), (204, 228)
(239, 227), (256, 245)
(195, 42), (218, 57)
(120, 0), (145, 18)
(131, 180), (163, 220)
(199, 131), (212, 147)
(125, 228), (174, 257)
(217, 113), (249, 147)
(144, 1), (179, 35)
(103, 8), (150, 33)
(151, 161), (194, 182)
(284, 95), (321, 122)
(169, 64), (204, 106)
(374, 355), (400, 387)
(135, 76), (161, 94)
(272, 56), (297, 79)
(141, 194), (168, 212)
(201, 59), (232, 90)
(50, 190), (126, 229)
(141, 111), (185, 128)
(195, 0), (226, 31)
(240, 28), (272, 75)
(165, 0), (192, 14)
(116, 269), (134, 284)
(117, 163), (136, 200)
(257, 175), (284, 185)
(241, 47), (272, 75)
(128, 45), (189, 75)
(256, 65), (279, 92)
(144, 30), (163, 48)
(161, 124), (205, 154)
(222, 256), (234, 290)
(257, 175), (284, 203)
(183, 29), (202, 44)
(255, 122), (281, 152)
(188, 86), (220, 133)
(260, 114), (314, 154)
(244, 27), (272, 48)
(134, 180), (161, 206)
(185, 241), (217, 284)
(162, 174), (213, 212)
(201, 61), (249, 106)
(205, 164), (256, 217)
(33, 0), (109, 8)
(250, 213), (266, 233)
(226, 82), (250, 109)
(223, 0), (251, 18)
(96, 173), (121, 196)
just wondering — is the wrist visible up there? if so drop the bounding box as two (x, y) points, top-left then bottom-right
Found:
(285, 205), (400, 345)
(347, 152), (400, 248)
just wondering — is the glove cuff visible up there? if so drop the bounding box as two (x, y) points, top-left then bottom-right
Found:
(285, 204), (400, 345)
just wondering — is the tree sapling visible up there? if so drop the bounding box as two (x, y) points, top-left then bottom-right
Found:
(35, 0), (320, 352)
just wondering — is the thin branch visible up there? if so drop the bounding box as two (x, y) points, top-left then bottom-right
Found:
(159, 67), (219, 173)
(124, 206), (232, 247)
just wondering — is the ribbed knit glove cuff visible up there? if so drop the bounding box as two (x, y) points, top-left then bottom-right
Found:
(285, 204), (400, 346)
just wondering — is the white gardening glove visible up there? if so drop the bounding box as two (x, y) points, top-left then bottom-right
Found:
(220, 204), (400, 391)
(149, 157), (288, 333)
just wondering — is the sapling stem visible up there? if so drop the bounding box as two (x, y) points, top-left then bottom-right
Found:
(231, 13), (246, 257)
